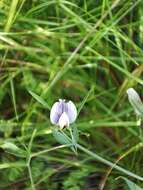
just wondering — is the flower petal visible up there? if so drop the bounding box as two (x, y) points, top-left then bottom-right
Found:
(66, 101), (77, 123)
(50, 101), (63, 124)
(58, 112), (69, 129)
(50, 99), (66, 124)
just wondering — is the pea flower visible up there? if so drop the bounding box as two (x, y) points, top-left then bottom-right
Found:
(126, 88), (143, 116)
(50, 99), (77, 129)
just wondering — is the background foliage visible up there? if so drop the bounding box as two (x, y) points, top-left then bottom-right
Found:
(0, 0), (143, 189)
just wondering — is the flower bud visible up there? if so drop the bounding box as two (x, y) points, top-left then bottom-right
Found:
(126, 88), (143, 115)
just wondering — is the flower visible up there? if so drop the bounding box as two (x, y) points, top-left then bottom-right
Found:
(126, 88), (143, 116)
(50, 99), (77, 129)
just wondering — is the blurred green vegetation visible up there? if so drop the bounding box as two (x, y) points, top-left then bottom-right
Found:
(0, 0), (143, 189)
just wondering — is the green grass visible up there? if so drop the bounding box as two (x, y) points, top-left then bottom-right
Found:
(0, 0), (143, 189)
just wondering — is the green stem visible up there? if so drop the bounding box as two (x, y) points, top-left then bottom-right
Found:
(77, 144), (143, 181)
(27, 157), (35, 190)
(31, 144), (71, 158)
(26, 129), (37, 190)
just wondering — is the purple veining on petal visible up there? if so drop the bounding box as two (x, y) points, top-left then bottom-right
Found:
(59, 99), (67, 113)
(50, 101), (63, 124)
(50, 102), (60, 124)
(50, 99), (66, 124)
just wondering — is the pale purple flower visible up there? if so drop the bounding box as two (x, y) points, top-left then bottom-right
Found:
(50, 99), (77, 129)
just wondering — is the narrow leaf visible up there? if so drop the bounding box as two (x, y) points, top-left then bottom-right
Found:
(52, 129), (71, 145)
(28, 90), (50, 109)
(121, 177), (143, 190)
(0, 141), (26, 158)
(1, 142), (19, 152)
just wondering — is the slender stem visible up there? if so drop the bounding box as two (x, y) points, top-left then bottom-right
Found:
(69, 127), (77, 154)
(29, 129), (143, 182)
(26, 129), (37, 190)
(69, 127), (74, 144)
(31, 144), (71, 158)
(27, 157), (35, 190)
(77, 144), (143, 181)
(99, 142), (143, 190)
(137, 117), (143, 142)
